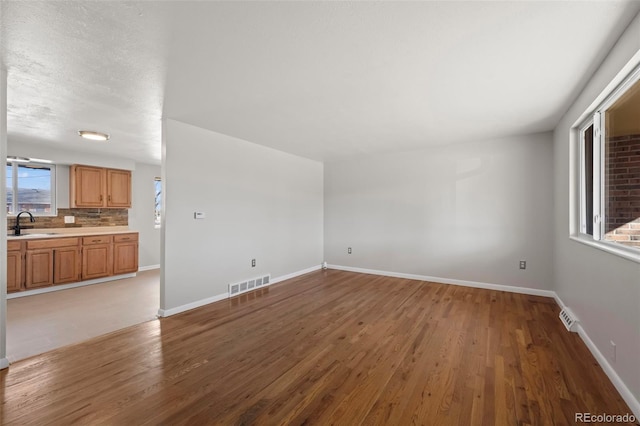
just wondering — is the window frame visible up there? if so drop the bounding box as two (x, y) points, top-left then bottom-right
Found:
(574, 63), (640, 263)
(154, 177), (161, 229)
(579, 120), (594, 236)
(6, 160), (57, 217)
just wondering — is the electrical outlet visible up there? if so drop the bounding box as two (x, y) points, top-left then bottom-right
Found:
(519, 260), (526, 269)
(64, 215), (75, 224)
(251, 259), (256, 267)
(348, 247), (352, 254)
(610, 340), (616, 362)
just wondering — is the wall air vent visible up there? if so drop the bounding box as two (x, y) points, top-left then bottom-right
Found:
(229, 274), (271, 298)
(559, 307), (578, 332)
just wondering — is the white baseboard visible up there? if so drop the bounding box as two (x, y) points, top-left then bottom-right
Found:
(157, 292), (229, 317)
(7, 273), (137, 299)
(157, 264), (322, 318)
(0, 357), (8, 370)
(329, 264), (640, 418)
(553, 292), (639, 417)
(327, 264), (556, 298)
(138, 264), (160, 272)
(575, 323), (640, 418)
(270, 264), (321, 285)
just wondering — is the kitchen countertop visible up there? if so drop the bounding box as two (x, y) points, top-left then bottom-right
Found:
(7, 226), (137, 240)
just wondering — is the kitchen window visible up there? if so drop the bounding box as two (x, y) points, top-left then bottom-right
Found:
(6, 159), (56, 216)
(577, 65), (640, 258)
(154, 177), (162, 228)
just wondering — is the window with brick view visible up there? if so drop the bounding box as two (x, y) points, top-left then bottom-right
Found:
(603, 79), (640, 249)
(582, 124), (594, 236)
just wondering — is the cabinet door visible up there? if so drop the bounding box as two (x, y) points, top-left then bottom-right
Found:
(107, 169), (131, 208)
(113, 242), (138, 274)
(73, 165), (105, 207)
(7, 251), (23, 292)
(26, 249), (54, 289)
(82, 244), (112, 280)
(54, 247), (81, 284)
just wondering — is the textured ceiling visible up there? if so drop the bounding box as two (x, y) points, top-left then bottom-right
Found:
(2, 1), (640, 164)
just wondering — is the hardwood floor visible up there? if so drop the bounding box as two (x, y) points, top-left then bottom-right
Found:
(0, 270), (635, 425)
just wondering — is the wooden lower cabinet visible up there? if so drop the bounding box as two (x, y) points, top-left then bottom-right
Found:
(54, 247), (81, 284)
(82, 244), (113, 280)
(7, 250), (24, 292)
(113, 233), (138, 275)
(8, 232), (138, 293)
(26, 249), (54, 289)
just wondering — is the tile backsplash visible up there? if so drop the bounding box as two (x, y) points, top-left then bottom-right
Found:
(8, 208), (128, 231)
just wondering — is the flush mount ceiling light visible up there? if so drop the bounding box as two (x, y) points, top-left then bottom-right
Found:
(78, 130), (110, 141)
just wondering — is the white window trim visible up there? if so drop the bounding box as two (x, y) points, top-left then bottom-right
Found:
(579, 120), (593, 236)
(593, 110), (603, 241)
(573, 63), (640, 264)
(6, 160), (57, 217)
(570, 234), (640, 264)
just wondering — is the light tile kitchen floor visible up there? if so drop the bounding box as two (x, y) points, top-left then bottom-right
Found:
(7, 269), (160, 363)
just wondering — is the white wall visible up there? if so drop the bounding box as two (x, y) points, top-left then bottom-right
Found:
(161, 119), (323, 311)
(129, 162), (161, 268)
(554, 13), (640, 408)
(325, 132), (554, 290)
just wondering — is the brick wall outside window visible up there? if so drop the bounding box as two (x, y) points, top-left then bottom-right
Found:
(605, 134), (640, 248)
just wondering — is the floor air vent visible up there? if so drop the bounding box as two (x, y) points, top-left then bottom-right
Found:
(559, 307), (578, 332)
(230, 283), (241, 296)
(229, 274), (271, 298)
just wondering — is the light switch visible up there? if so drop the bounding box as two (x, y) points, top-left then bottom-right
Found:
(64, 216), (75, 224)
(194, 212), (206, 219)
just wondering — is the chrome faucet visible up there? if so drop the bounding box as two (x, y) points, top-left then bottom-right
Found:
(14, 211), (35, 236)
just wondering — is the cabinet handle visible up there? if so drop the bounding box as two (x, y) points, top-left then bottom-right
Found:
(92, 239), (101, 243)
(121, 238), (129, 241)
(100, 195), (103, 202)
(108, 195), (111, 202)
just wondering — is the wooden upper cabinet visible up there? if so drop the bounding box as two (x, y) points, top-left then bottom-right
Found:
(107, 169), (132, 207)
(70, 165), (131, 208)
(71, 165), (106, 208)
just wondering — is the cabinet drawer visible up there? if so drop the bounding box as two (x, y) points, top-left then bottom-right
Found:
(27, 238), (79, 250)
(113, 233), (138, 243)
(7, 240), (22, 251)
(83, 235), (113, 245)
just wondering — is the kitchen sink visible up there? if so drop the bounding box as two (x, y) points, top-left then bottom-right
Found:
(9, 233), (58, 237)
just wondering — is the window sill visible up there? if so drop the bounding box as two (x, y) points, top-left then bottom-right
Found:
(569, 234), (640, 264)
